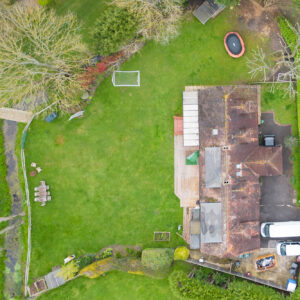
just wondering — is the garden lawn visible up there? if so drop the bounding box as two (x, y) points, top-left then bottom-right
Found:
(38, 261), (191, 300)
(25, 9), (261, 284)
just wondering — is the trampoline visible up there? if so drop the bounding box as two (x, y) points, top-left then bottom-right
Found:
(224, 32), (245, 58)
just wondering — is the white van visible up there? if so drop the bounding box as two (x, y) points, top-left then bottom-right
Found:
(276, 242), (300, 256)
(260, 221), (300, 238)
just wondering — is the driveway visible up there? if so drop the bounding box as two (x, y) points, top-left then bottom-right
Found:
(259, 112), (300, 248)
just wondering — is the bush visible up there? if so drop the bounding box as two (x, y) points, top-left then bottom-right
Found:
(141, 248), (174, 272)
(169, 270), (283, 300)
(76, 254), (95, 270)
(93, 6), (137, 56)
(113, 0), (184, 43)
(174, 247), (189, 261)
(126, 248), (134, 256)
(38, 0), (53, 6)
(227, 280), (283, 300)
(135, 250), (142, 258)
(277, 17), (298, 53)
(116, 252), (122, 259)
(284, 135), (299, 149)
(194, 268), (210, 282)
(101, 248), (113, 259)
(57, 261), (79, 280)
(169, 270), (224, 299)
(212, 272), (227, 287)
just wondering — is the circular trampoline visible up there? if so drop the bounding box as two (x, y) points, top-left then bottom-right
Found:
(224, 32), (245, 58)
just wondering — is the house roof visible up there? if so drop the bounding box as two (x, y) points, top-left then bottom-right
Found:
(205, 147), (222, 188)
(177, 85), (283, 258)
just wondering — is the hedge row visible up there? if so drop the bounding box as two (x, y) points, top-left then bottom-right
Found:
(277, 17), (298, 53)
(169, 271), (283, 300)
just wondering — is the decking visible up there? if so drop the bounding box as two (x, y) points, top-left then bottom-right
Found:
(174, 117), (199, 208)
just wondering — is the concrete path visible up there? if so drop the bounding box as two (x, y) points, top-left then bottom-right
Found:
(3, 120), (24, 299)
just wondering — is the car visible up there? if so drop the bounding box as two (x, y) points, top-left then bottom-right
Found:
(263, 135), (275, 147)
(261, 221), (300, 238)
(276, 241), (300, 256)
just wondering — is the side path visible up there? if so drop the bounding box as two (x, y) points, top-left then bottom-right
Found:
(3, 120), (24, 299)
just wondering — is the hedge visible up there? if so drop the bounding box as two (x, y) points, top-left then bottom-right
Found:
(277, 17), (298, 53)
(169, 271), (284, 300)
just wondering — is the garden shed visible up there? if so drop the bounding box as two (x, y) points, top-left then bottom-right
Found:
(193, 0), (225, 25)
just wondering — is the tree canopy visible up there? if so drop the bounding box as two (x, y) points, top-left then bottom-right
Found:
(112, 0), (184, 43)
(93, 6), (137, 56)
(0, 4), (89, 111)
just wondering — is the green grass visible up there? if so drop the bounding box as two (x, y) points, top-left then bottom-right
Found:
(52, 0), (108, 46)
(23, 7), (266, 298)
(0, 120), (11, 218)
(261, 84), (300, 203)
(39, 261), (191, 300)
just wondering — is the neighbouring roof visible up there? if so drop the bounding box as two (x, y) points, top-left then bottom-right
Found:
(205, 147), (222, 188)
(177, 85), (283, 258)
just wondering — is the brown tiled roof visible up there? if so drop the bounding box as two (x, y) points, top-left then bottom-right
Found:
(245, 146), (283, 176)
(182, 85), (283, 258)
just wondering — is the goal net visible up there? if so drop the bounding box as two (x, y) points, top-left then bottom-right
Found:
(112, 71), (140, 87)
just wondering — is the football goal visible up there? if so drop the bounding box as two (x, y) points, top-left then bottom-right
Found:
(112, 71), (140, 87)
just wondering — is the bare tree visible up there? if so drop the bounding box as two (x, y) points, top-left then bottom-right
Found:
(247, 22), (299, 97)
(112, 0), (183, 43)
(246, 47), (270, 81)
(0, 4), (89, 111)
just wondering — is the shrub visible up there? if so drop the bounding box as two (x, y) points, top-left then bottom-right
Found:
(113, 0), (184, 43)
(212, 272), (227, 287)
(194, 268), (210, 282)
(135, 250), (142, 258)
(169, 271), (283, 300)
(174, 247), (189, 261)
(116, 252), (122, 259)
(101, 248), (113, 259)
(227, 280), (283, 300)
(277, 17), (298, 53)
(141, 248), (174, 273)
(57, 261), (79, 280)
(169, 270), (224, 299)
(76, 254), (95, 270)
(38, 0), (53, 6)
(126, 248), (134, 256)
(93, 6), (137, 56)
(284, 135), (299, 150)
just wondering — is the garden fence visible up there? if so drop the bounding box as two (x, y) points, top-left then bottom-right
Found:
(186, 258), (288, 292)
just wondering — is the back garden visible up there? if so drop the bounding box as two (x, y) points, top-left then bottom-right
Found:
(0, 0), (299, 299)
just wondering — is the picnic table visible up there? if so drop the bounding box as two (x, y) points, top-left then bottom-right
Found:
(34, 181), (51, 206)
